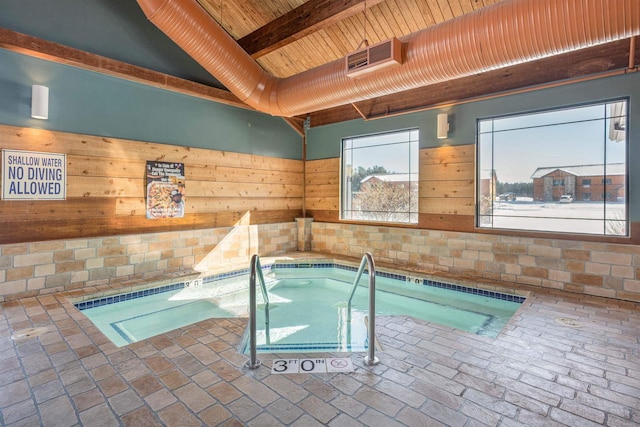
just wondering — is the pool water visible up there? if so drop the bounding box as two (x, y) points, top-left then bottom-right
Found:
(75, 264), (524, 350)
(256, 268), (521, 352)
(75, 283), (249, 347)
(252, 277), (370, 353)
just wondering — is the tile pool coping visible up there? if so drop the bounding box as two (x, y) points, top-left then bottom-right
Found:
(73, 260), (526, 311)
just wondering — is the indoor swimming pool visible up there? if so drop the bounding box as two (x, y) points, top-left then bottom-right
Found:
(74, 261), (525, 350)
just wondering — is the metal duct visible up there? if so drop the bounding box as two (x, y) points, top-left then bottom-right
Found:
(137, 0), (640, 117)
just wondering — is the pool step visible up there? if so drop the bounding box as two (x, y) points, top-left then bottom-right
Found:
(253, 341), (369, 353)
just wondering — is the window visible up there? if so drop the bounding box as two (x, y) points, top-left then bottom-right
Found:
(341, 129), (419, 223)
(477, 99), (628, 236)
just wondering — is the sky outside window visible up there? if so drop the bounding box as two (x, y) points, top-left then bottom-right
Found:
(477, 99), (628, 236)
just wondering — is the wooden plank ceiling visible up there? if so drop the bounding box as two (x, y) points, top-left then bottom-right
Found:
(196, 0), (499, 78)
(193, 0), (637, 128)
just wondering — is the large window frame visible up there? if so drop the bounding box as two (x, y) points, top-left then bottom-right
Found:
(477, 98), (629, 237)
(341, 128), (419, 224)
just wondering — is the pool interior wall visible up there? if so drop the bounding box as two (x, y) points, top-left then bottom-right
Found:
(75, 260), (526, 310)
(73, 257), (527, 349)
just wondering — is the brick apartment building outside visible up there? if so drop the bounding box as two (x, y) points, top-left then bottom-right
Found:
(531, 163), (626, 202)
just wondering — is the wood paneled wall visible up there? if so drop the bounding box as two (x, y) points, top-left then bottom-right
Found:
(305, 144), (475, 229)
(305, 158), (340, 213)
(0, 125), (303, 244)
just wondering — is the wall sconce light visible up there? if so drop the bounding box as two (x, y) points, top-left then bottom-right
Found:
(437, 113), (449, 139)
(31, 85), (49, 120)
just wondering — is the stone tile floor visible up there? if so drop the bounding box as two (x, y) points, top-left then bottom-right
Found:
(1, 277), (639, 426)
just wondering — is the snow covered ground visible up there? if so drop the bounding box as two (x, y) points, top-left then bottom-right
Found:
(482, 199), (626, 235)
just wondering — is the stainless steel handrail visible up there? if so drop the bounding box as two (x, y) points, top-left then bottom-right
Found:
(347, 252), (379, 366)
(245, 254), (270, 369)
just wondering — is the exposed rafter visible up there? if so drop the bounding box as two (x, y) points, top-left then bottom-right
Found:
(0, 28), (312, 137)
(305, 39), (639, 126)
(4, 0), (639, 130)
(0, 28), (247, 110)
(137, 0), (640, 118)
(237, 0), (385, 59)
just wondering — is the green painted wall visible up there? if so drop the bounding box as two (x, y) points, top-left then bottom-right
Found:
(0, 49), (302, 159)
(307, 72), (639, 220)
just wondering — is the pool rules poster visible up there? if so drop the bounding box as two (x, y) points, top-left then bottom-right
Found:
(145, 161), (185, 219)
(1, 149), (66, 200)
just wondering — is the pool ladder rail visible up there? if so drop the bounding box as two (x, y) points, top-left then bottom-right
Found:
(348, 252), (379, 366)
(245, 252), (379, 369)
(246, 254), (270, 369)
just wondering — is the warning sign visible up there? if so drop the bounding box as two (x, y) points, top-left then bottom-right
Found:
(2, 149), (66, 200)
(327, 357), (355, 372)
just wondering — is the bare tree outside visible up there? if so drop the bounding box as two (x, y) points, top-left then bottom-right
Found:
(341, 129), (419, 224)
(352, 175), (418, 222)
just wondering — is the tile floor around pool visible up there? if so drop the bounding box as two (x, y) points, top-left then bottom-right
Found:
(1, 256), (639, 426)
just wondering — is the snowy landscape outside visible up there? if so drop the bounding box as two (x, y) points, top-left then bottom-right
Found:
(480, 197), (626, 235)
(477, 99), (628, 236)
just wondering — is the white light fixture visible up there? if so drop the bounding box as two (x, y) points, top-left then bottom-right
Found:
(31, 85), (49, 120)
(437, 113), (449, 139)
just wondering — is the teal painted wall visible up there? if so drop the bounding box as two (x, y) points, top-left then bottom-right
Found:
(307, 72), (639, 220)
(0, 0), (222, 88)
(308, 72), (639, 158)
(0, 49), (302, 159)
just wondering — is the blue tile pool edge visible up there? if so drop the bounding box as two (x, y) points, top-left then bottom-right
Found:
(74, 260), (525, 312)
(73, 281), (188, 310)
(270, 262), (526, 303)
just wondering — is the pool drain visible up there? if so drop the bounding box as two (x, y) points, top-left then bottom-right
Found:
(554, 317), (584, 328)
(11, 327), (48, 341)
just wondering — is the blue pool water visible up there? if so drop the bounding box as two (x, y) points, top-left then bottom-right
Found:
(75, 262), (524, 350)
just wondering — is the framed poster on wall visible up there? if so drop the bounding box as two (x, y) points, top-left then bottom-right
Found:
(145, 161), (185, 219)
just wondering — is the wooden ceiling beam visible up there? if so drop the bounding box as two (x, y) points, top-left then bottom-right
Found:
(304, 39), (638, 127)
(282, 116), (306, 137)
(238, 0), (386, 59)
(0, 28), (249, 110)
(0, 29), (309, 137)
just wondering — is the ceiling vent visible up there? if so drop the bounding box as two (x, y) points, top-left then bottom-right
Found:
(346, 37), (402, 78)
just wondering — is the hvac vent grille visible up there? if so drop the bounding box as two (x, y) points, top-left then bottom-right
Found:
(345, 37), (402, 78)
(369, 42), (392, 64)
